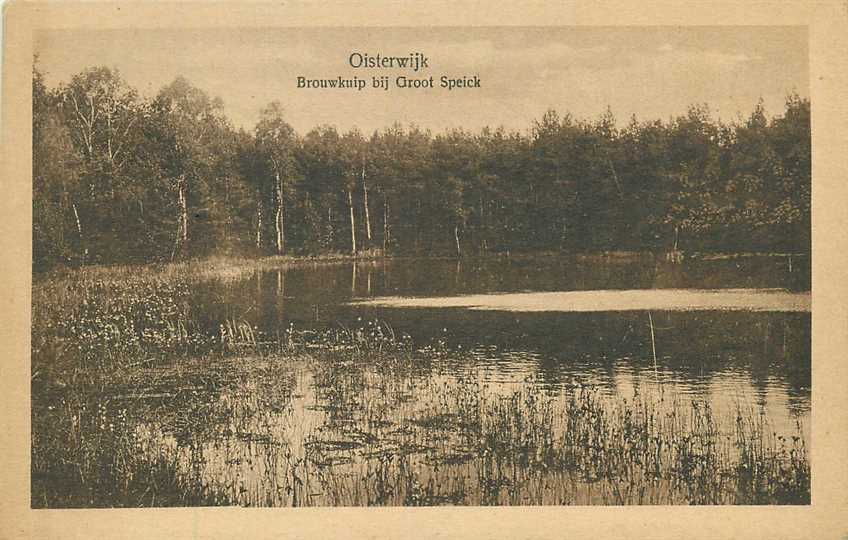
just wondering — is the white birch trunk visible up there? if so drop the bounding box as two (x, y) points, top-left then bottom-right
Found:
(348, 189), (357, 255)
(362, 163), (372, 246)
(180, 180), (188, 244)
(382, 198), (389, 253)
(72, 202), (87, 264)
(275, 172), (284, 254)
(171, 175), (188, 260)
(256, 201), (263, 249)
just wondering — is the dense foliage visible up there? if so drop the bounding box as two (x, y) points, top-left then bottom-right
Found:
(33, 63), (810, 270)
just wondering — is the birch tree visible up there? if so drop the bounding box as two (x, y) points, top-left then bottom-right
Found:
(58, 67), (143, 261)
(340, 129), (369, 255)
(153, 77), (226, 259)
(255, 102), (299, 255)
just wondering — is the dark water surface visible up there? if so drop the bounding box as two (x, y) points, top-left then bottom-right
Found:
(190, 255), (810, 426)
(135, 254), (811, 505)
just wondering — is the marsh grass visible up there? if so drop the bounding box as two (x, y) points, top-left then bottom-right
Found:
(33, 253), (389, 290)
(31, 270), (810, 507)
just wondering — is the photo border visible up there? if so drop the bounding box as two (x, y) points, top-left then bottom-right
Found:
(3, 1), (847, 538)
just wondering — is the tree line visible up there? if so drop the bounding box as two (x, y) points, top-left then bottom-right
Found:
(33, 63), (810, 271)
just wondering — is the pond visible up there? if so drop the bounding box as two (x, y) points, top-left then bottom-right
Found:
(187, 254), (811, 423)
(32, 253), (812, 506)
(148, 254), (810, 505)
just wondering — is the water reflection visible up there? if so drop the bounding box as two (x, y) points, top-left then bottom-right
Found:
(140, 347), (809, 506)
(185, 255), (810, 425)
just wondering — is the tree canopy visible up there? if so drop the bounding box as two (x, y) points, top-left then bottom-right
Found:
(33, 62), (811, 271)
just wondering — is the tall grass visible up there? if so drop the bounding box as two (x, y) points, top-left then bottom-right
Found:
(33, 252), (389, 287)
(31, 272), (810, 507)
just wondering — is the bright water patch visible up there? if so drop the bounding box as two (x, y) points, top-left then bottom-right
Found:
(352, 288), (811, 312)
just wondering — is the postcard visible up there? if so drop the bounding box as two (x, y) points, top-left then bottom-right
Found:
(2, 1), (847, 538)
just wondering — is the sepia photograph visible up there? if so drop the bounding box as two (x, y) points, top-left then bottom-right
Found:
(26, 24), (815, 509)
(5, 1), (848, 538)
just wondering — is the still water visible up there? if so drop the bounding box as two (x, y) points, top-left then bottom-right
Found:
(189, 254), (810, 410)
(145, 254), (811, 505)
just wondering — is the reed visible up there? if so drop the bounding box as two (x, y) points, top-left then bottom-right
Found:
(31, 273), (810, 507)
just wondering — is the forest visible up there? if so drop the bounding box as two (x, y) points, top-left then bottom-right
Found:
(32, 63), (811, 271)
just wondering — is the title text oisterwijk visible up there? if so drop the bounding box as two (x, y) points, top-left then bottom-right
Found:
(296, 52), (481, 92)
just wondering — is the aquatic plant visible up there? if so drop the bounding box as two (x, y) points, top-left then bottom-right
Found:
(31, 270), (810, 507)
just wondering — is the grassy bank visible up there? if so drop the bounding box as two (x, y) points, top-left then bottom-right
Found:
(33, 249), (387, 285)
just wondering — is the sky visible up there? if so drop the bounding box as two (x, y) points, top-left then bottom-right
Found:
(34, 26), (808, 135)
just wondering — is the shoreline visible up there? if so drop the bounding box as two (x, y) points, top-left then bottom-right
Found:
(33, 249), (811, 284)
